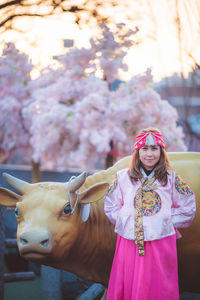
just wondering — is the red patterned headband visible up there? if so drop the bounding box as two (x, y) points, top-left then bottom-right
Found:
(133, 132), (165, 152)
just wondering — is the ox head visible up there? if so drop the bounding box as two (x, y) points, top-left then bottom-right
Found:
(0, 172), (109, 265)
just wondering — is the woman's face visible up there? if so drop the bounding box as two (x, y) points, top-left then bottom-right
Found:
(139, 145), (161, 170)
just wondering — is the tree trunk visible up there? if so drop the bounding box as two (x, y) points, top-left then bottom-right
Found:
(105, 140), (115, 169)
(31, 161), (41, 183)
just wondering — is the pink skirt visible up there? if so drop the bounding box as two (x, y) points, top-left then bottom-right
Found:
(107, 234), (179, 300)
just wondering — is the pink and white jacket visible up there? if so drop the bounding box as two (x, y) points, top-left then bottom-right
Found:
(104, 168), (196, 241)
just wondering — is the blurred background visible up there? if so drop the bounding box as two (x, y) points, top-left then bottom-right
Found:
(0, 0), (200, 173)
(0, 0), (200, 299)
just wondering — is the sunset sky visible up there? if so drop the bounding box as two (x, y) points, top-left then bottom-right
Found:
(0, 0), (199, 82)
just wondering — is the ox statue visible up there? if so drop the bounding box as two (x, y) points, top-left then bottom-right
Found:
(0, 152), (200, 293)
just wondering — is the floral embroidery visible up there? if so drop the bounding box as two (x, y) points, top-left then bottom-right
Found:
(175, 175), (194, 196)
(107, 175), (118, 195)
(134, 190), (161, 217)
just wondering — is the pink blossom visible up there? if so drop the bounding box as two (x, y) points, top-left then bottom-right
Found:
(1, 28), (187, 171)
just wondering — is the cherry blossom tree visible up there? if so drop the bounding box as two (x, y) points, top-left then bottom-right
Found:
(21, 23), (186, 171)
(0, 24), (187, 172)
(0, 42), (33, 163)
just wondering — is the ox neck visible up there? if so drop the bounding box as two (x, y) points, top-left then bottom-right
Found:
(62, 200), (116, 285)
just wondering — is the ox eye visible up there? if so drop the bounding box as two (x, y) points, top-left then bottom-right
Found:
(15, 208), (21, 217)
(62, 204), (72, 215)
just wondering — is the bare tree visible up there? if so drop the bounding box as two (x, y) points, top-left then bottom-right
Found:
(144, 0), (200, 151)
(0, 0), (135, 32)
(173, 0), (200, 150)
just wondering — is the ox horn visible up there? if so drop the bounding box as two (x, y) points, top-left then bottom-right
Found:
(69, 172), (87, 193)
(3, 173), (29, 194)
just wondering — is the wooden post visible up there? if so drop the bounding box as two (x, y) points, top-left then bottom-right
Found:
(105, 140), (115, 169)
(31, 161), (41, 183)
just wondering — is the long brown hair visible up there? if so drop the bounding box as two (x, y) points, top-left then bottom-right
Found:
(129, 127), (172, 186)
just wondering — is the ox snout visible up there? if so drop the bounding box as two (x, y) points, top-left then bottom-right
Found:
(19, 230), (52, 258)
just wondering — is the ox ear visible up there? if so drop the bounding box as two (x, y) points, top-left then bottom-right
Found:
(0, 188), (22, 207)
(81, 203), (90, 222)
(79, 182), (109, 204)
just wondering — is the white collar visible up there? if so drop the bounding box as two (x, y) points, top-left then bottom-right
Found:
(140, 167), (155, 180)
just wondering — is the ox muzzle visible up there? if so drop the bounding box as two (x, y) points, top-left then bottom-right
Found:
(19, 229), (52, 258)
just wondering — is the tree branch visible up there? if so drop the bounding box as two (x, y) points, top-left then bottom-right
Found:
(0, 0), (125, 30)
(0, 0), (22, 10)
(0, 12), (54, 28)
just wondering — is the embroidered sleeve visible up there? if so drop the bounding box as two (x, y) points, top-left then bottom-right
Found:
(104, 174), (123, 225)
(175, 175), (194, 196)
(171, 172), (196, 229)
(107, 175), (118, 195)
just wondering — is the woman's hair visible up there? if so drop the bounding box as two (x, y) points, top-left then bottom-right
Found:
(129, 127), (172, 186)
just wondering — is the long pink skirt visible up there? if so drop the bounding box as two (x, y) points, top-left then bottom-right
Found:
(106, 234), (179, 300)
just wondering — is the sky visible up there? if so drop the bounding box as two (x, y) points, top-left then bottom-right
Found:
(0, 0), (200, 82)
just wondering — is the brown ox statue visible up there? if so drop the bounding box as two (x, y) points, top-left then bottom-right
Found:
(0, 152), (199, 293)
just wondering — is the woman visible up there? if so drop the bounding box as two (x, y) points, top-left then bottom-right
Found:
(104, 127), (196, 300)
